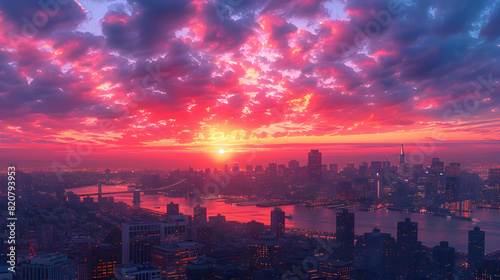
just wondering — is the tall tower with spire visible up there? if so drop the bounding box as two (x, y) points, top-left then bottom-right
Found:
(399, 144), (406, 175)
(400, 144), (405, 165)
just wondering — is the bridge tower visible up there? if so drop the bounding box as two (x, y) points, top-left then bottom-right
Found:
(98, 183), (102, 203)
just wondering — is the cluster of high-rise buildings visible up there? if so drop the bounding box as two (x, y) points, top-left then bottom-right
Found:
(2, 146), (499, 279)
(12, 201), (499, 280)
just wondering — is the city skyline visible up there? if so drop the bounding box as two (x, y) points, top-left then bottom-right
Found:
(1, 0), (500, 169)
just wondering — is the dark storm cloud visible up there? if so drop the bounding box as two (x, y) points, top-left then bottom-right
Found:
(0, 0), (87, 38)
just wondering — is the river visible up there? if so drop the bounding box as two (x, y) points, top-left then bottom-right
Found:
(68, 184), (500, 254)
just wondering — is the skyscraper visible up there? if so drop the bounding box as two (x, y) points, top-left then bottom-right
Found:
(431, 158), (445, 172)
(37, 224), (56, 253)
(271, 207), (285, 238)
(193, 204), (207, 226)
(90, 244), (117, 279)
(468, 226), (485, 274)
(397, 218), (418, 253)
(308, 150), (322, 181)
(361, 227), (394, 270)
(397, 218), (419, 278)
(122, 221), (188, 264)
(152, 241), (204, 279)
(248, 234), (284, 274)
(336, 209), (355, 262)
(268, 163), (277, 174)
(399, 144), (407, 175)
(121, 222), (161, 265)
(445, 164), (461, 204)
(433, 241), (455, 280)
(167, 201), (180, 216)
(399, 144), (405, 166)
(383, 157), (390, 169)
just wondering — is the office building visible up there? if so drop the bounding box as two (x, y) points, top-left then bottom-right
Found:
(208, 213), (226, 226)
(397, 218), (418, 253)
(268, 163), (277, 174)
(361, 227), (394, 270)
(247, 220), (265, 239)
(186, 257), (214, 280)
(122, 221), (188, 264)
(318, 259), (351, 280)
(336, 209), (355, 262)
(468, 226), (485, 274)
(249, 234), (284, 274)
(90, 244), (117, 279)
(193, 205), (207, 226)
(167, 202), (180, 216)
(308, 150), (322, 181)
(21, 253), (77, 280)
(432, 158), (445, 172)
(271, 207), (285, 238)
(196, 226), (215, 253)
(433, 241), (455, 280)
(37, 224), (56, 253)
(483, 260), (500, 279)
(152, 242), (204, 280)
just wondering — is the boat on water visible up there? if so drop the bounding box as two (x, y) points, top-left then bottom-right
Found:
(154, 206), (161, 209)
(285, 215), (293, 219)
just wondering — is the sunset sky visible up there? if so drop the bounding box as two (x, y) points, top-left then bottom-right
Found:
(0, 0), (499, 169)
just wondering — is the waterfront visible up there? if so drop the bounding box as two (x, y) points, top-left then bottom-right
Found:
(69, 184), (500, 253)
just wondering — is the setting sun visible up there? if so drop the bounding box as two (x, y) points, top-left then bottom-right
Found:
(218, 148), (225, 154)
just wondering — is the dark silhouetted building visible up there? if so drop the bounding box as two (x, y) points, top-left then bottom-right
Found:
(361, 227), (394, 271)
(468, 226), (485, 275)
(336, 209), (355, 262)
(208, 213), (226, 228)
(308, 150), (322, 181)
(397, 218), (419, 278)
(247, 220), (265, 239)
(193, 205), (207, 226)
(167, 202), (180, 216)
(319, 259), (351, 280)
(433, 241), (455, 280)
(122, 221), (188, 264)
(397, 218), (418, 253)
(268, 163), (277, 174)
(249, 234), (284, 275)
(186, 258), (213, 280)
(152, 241), (204, 280)
(483, 260), (500, 279)
(37, 224), (56, 253)
(21, 254), (77, 280)
(289, 160), (300, 170)
(432, 158), (445, 172)
(196, 226), (215, 253)
(271, 207), (285, 238)
(90, 244), (117, 279)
